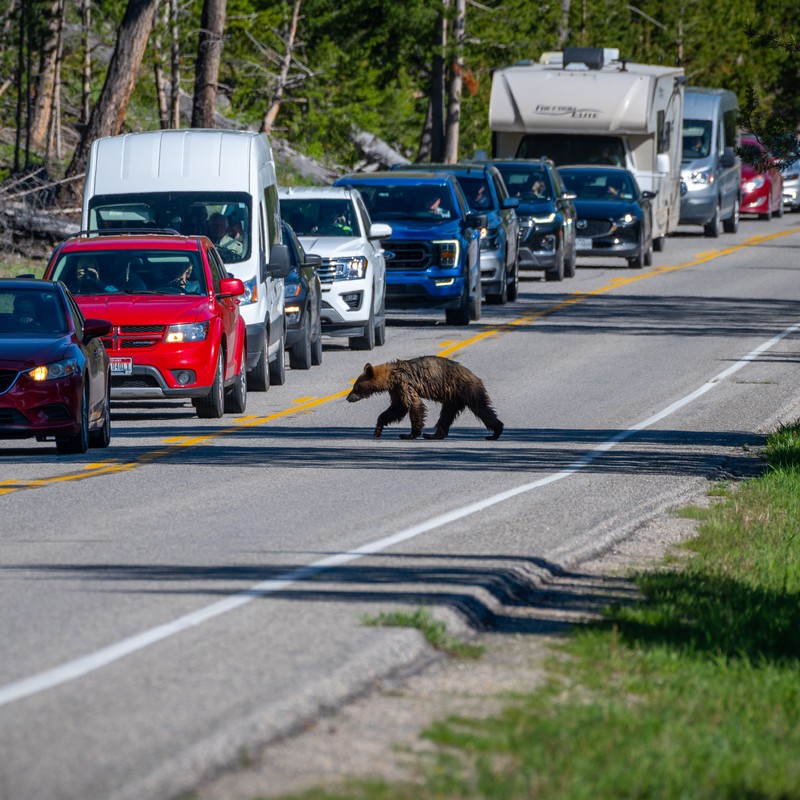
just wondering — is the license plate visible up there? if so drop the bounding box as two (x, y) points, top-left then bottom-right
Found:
(110, 357), (133, 376)
(576, 237), (593, 250)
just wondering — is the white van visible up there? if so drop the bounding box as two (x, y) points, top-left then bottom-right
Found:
(81, 129), (291, 390)
(489, 47), (685, 250)
(679, 87), (741, 236)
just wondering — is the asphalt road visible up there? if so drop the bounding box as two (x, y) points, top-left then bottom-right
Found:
(2, 213), (800, 800)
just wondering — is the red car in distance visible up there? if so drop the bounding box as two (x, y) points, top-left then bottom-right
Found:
(44, 232), (248, 419)
(739, 135), (785, 221)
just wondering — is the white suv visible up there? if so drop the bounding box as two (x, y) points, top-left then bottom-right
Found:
(279, 186), (390, 350)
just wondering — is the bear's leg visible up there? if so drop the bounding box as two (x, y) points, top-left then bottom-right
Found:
(400, 399), (426, 439)
(375, 402), (408, 438)
(469, 394), (504, 441)
(424, 402), (463, 439)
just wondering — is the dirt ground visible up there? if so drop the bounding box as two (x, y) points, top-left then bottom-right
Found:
(193, 495), (707, 800)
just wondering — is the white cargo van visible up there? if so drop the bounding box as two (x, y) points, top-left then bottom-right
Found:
(679, 87), (741, 236)
(81, 129), (291, 391)
(489, 47), (685, 250)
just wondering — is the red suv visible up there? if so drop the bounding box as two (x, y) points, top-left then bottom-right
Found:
(44, 232), (248, 418)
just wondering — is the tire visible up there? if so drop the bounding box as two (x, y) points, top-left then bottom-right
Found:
(269, 336), (286, 385)
(224, 348), (248, 413)
(545, 244), (564, 282)
(57, 385), (90, 454)
(507, 255), (520, 301)
(469, 278), (482, 321)
(195, 352), (225, 418)
(564, 246), (576, 278)
(247, 334), (269, 392)
(88, 383), (112, 449)
(445, 275), (471, 326)
(704, 203), (721, 237)
(349, 300), (375, 350)
(644, 237), (653, 266)
(653, 236), (665, 252)
(311, 312), (323, 366)
(759, 207), (772, 221)
(288, 312), (313, 370)
(722, 197), (740, 233)
(628, 236), (646, 269)
(486, 265), (508, 305)
(776, 197), (785, 218)
(374, 291), (386, 347)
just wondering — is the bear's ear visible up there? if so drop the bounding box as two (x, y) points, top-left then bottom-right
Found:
(363, 363), (373, 378)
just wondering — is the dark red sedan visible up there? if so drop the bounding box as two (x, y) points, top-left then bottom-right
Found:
(0, 279), (112, 454)
(740, 135), (785, 220)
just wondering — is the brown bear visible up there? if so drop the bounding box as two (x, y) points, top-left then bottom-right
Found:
(346, 355), (504, 440)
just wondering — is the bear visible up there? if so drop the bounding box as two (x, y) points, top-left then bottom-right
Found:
(346, 355), (504, 441)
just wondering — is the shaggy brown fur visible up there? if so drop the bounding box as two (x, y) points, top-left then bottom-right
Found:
(346, 356), (504, 440)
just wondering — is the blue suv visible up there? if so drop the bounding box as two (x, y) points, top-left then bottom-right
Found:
(333, 171), (484, 325)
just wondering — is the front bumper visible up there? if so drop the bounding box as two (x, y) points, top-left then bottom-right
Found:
(318, 281), (370, 337)
(0, 374), (83, 438)
(385, 270), (466, 310)
(679, 188), (717, 225)
(110, 364), (211, 399)
(518, 222), (559, 271)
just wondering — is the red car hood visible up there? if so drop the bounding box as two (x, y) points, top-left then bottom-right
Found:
(0, 335), (71, 370)
(740, 162), (760, 180)
(74, 295), (211, 325)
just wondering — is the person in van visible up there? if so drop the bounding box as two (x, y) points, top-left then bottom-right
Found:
(207, 212), (244, 257)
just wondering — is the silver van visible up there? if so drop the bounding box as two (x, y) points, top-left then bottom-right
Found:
(679, 87), (741, 236)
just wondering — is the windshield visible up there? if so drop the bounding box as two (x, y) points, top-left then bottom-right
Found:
(349, 184), (455, 221)
(280, 198), (358, 237)
(682, 119), (712, 160)
(494, 166), (552, 201)
(516, 134), (625, 167)
(0, 287), (67, 334)
(558, 169), (638, 201)
(50, 250), (207, 296)
(86, 192), (251, 264)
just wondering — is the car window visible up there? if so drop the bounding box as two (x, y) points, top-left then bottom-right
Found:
(280, 198), (357, 237)
(49, 250), (207, 295)
(457, 176), (493, 211)
(495, 166), (551, 201)
(207, 247), (228, 293)
(682, 119), (713, 159)
(558, 170), (636, 201)
(351, 184), (456, 222)
(0, 287), (68, 335)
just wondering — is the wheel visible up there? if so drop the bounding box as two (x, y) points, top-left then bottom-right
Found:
(759, 207), (772, 221)
(268, 335), (286, 385)
(507, 254), (520, 301)
(247, 334), (269, 392)
(224, 348), (248, 413)
(544, 244), (564, 282)
(776, 197), (785, 218)
(469, 279), (482, 321)
(374, 291), (386, 346)
(653, 236), (665, 252)
(195, 352), (225, 418)
(288, 312), (313, 370)
(445, 277), (471, 325)
(644, 237), (653, 266)
(311, 311), (323, 366)
(88, 383), (112, 448)
(628, 237), (646, 269)
(486, 265), (508, 305)
(564, 245), (576, 278)
(57, 385), (90, 454)
(704, 203), (721, 237)
(349, 300), (375, 350)
(722, 197), (739, 233)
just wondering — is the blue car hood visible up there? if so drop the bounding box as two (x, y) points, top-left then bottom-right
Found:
(379, 218), (464, 240)
(572, 199), (643, 219)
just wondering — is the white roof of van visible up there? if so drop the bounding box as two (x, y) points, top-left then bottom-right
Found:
(87, 130), (272, 196)
(278, 186), (358, 200)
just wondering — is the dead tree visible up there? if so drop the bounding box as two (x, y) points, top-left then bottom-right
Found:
(191, 0), (227, 128)
(261, 0), (302, 134)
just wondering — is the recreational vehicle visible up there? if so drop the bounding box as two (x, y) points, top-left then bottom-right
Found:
(489, 47), (685, 249)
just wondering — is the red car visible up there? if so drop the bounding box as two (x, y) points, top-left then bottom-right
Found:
(740, 135), (785, 220)
(44, 233), (247, 419)
(0, 278), (111, 454)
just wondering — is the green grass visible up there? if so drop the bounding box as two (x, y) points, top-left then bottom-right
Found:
(0, 257), (44, 279)
(274, 420), (800, 800)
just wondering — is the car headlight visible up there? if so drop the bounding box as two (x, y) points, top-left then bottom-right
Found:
(531, 212), (556, 224)
(331, 256), (367, 280)
(284, 280), (301, 299)
(614, 213), (636, 225)
(240, 276), (258, 305)
(689, 168), (714, 185)
(27, 358), (80, 381)
(480, 227), (500, 249)
(165, 322), (208, 343)
(743, 176), (766, 192)
(434, 240), (460, 268)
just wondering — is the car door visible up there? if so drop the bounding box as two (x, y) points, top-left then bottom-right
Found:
(66, 291), (107, 421)
(355, 195), (385, 314)
(490, 168), (518, 269)
(207, 245), (240, 380)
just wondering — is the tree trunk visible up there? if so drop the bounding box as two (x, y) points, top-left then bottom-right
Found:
(557, 0), (571, 47)
(81, 0), (91, 125)
(30, 0), (65, 151)
(169, 0), (180, 128)
(261, 0), (302, 134)
(443, 0), (465, 163)
(416, 97), (434, 162)
(429, 1), (448, 162)
(63, 0), (161, 196)
(191, 0), (227, 129)
(153, 0), (168, 128)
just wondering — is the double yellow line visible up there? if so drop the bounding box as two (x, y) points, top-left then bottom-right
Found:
(2, 226), (797, 497)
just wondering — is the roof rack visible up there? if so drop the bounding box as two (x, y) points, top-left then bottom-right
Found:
(63, 228), (183, 240)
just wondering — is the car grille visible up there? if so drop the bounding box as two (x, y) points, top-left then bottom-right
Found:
(0, 369), (19, 394)
(383, 240), (432, 270)
(111, 374), (161, 389)
(0, 408), (27, 424)
(316, 260), (338, 284)
(576, 219), (614, 237)
(101, 325), (166, 351)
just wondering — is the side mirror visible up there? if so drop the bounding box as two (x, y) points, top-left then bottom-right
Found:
(267, 243), (291, 278)
(720, 146), (737, 169)
(218, 277), (245, 298)
(501, 197), (520, 209)
(83, 318), (112, 342)
(304, 253), (323, 268)
(368, 222), (393, 240)
(641, 190), (657, 200)
(464, 212), (488, 229)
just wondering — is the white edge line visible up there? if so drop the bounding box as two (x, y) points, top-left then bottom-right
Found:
(1, 321), (798, 708)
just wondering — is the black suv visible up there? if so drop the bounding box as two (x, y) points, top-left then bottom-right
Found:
(489, 159), (577, 282)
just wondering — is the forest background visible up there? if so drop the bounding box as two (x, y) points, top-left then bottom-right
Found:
(1, 0), (799, 207)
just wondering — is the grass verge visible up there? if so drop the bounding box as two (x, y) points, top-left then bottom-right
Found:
(280, 421), (800, 800)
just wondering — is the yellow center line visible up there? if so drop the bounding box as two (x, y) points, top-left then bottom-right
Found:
(4, 225), (799, 497)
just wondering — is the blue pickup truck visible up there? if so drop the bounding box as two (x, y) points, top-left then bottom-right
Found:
(333, 171), (485, 325)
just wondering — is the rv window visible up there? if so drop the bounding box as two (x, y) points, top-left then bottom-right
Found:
(516, 134), (625, 168)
